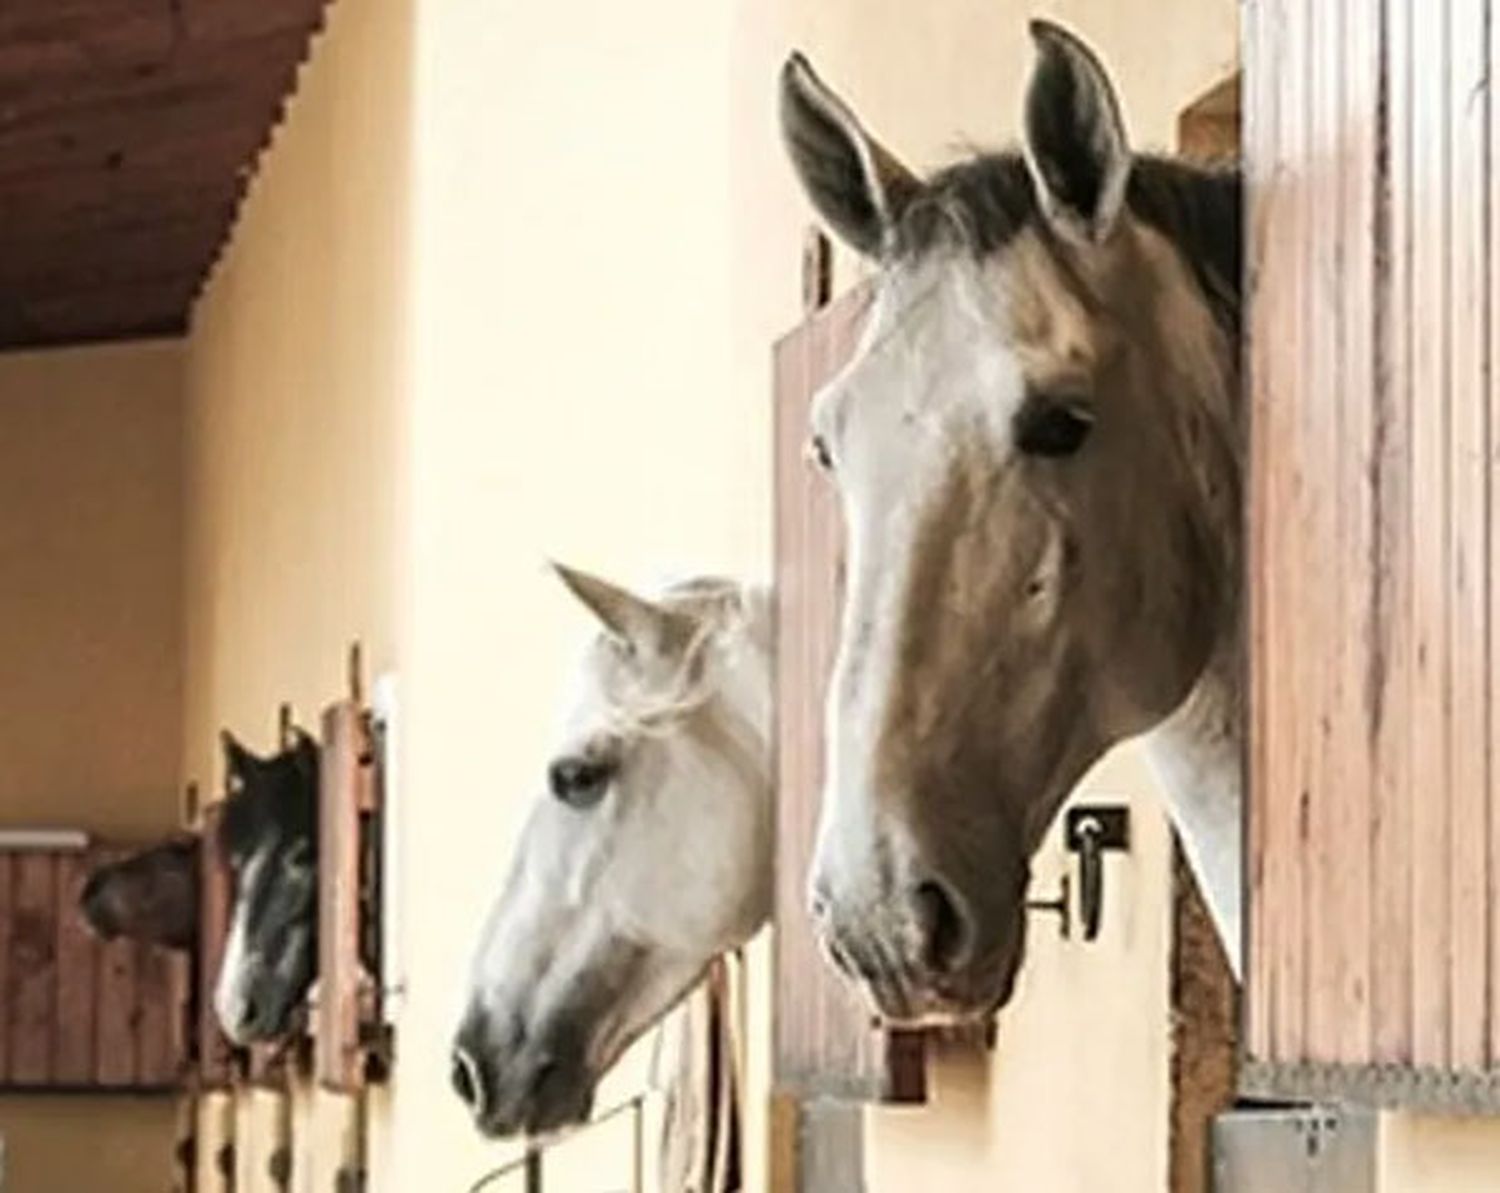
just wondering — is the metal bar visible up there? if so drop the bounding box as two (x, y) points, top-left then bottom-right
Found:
(1242, 1058), (1500, 1114)
(632, 1095), (643, 1193)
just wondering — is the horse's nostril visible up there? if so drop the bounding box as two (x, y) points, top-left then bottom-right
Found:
(451, 1046), (488, 1117)
(913, 879), (971, 974)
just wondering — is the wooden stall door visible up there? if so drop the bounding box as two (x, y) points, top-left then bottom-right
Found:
(772, 281), (925, 1106)
(316, 695), (386, 1092)
(1245, 0), (1500, 1107)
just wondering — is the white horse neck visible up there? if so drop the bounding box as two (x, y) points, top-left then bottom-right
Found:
(1145, 628), (1243, 979)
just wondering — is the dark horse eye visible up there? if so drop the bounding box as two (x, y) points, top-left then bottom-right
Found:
(808, 434), (834, 471)
(1015, 399), (1094, 458)
(548, 758), (615, 809)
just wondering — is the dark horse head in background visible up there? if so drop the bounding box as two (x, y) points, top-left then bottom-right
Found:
(80, 835), (200, 952)
(213, 728), (320, 1045)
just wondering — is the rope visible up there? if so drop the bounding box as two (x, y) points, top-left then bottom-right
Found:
(464, 1095), (647, 1193)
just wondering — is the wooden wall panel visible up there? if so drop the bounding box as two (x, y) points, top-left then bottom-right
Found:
(1447, 0), (1491, 1074)
(316, 697), (379, 1092)
(1370, 0), (1417, 1068)
(772, 282), (926, 1104)
(136, 942), (191, 1086)
(52, 851), (97, 1083)
(1246, 0), (1500, 1104)
(11, 853), (57, 1083)
(95, 930), (140, 1086)
(0, 854), (10, 1082)
(1490, 0), (1500, 1072)
(0, 844), (189, 1090)
(199, 803), (240, 1088)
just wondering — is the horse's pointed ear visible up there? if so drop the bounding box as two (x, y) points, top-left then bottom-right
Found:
(220, 730), (256, 777)
(551, 563), (697, 653)
(289, 726), (319, 763)
(1022, 20), (1132, 245)
(780, 51), (921, 257)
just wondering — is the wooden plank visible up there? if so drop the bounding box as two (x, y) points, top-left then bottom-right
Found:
(1243, 0), (1279, 1064)
(199, 803), (238, 1088)
(1273, 0), (1313, 1065)
(1371, 0), (1418, 1066)
(1445, 0), (1491, 1072)
(1301, 0), (1343, 1063)
(0, 855), (9, 1083)
(135, 941), (188, 1086)
(1408, 0), (1454, 1070)
(1490, 0), (1500, 1072)
(9, 852), (57, 1084)
(95, 920), (139, 1086)
(52, 849), (97, 1083)
(318, 700), (366, 1091)
(1330, 0), (1379, 1066)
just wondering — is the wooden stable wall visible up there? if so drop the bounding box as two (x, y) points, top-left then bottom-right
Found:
(0, 847), (190, 1090)
(1245, 0), (1500, 1103)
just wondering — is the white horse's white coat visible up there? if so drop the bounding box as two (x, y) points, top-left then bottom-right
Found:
(454, 570), (774, 1137)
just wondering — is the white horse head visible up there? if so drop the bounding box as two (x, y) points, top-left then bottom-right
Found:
(453, 566), (772, 1138)
(781, 20), (1242, 1023)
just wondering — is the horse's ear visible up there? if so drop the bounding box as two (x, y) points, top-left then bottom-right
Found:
(780, 52), (921, 257)
(1022, 20), (1132, 245)
(551, 563), (698, 654)
(220, 730), (257, 779)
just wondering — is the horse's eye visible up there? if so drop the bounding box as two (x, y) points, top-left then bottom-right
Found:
(1015, 400), (1094, 458)
(548, 757), (615, 809)
(808, 434), (834, 471)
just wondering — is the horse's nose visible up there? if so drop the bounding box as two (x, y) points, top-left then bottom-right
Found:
(809, 870), (975, 990)
(450, 1042), (491, 1122)
(911, 877), (973, 974)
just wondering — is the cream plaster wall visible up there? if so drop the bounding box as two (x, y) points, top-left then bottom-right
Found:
(0, 340), (185, 1193)
(179, 0), (413, 1187)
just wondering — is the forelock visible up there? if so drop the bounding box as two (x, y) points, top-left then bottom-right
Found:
(888, 151), (1241, 335)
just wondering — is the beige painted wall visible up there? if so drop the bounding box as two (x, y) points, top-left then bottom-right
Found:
(1381, 1114), (1500, 1191)
(0, 342), (185, 838)
(0, 340), (184, 1192)
(181, 0), (411, 789)
(179, 0), (413, 1186)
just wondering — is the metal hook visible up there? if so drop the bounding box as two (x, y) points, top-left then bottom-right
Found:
(1065, 805), (1131, 944)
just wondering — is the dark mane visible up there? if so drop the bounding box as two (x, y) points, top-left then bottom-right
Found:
(892, 151), (1242, 334)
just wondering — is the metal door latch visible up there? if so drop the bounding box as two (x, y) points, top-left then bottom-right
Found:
(1026, 804), (1131, 942)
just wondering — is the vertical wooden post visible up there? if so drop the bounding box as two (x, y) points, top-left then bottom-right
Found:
(198, 802), (238, 1089)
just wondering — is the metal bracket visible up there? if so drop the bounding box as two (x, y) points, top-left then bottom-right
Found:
(1066, 804), (1130, 942)
(1027, 804), (1132, 943)
(1026, 873), (1072, 939)
(1065, 804), (1130, 852)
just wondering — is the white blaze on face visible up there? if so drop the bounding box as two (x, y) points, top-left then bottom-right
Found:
(810, 251), (1036, 885)
(213, 849), (264, 1044)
